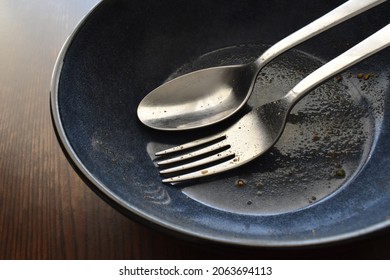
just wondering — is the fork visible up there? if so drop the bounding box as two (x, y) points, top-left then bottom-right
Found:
(155, 23), (390, 183)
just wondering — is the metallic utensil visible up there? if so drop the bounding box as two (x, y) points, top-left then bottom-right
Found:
(137, 0), (386, 131)
(155, 23), (390, 183)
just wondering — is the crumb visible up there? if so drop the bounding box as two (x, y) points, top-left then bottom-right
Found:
(235, 179), (246, 188)
(312, 134), (321, 142)
(335, 169), (346, 178)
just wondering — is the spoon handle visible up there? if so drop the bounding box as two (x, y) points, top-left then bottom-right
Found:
(255, 0), (386, 67)
(285, 23), (390, 104)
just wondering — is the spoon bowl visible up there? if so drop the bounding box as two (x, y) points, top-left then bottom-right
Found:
(137, 63), (258, 130)
(137, 0), (386, 131)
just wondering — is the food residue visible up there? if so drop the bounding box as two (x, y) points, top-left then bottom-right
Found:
(357, 73), (371, 80)
(235, 179), (246, 188)
(312, 133), (321, 142)
(335, 169), (346, 178)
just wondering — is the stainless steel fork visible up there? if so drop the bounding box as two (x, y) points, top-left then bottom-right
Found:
(155, 23), (390, 183)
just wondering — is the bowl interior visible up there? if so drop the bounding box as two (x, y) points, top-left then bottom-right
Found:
(53, 0), (390, 246)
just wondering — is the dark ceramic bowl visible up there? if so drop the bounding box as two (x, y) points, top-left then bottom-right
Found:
(51, 0), (390, 247)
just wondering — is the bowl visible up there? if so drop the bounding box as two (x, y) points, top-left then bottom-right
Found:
(51, 0), (390, 247)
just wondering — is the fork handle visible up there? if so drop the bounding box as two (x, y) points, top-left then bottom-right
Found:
(285, 23), (390, 104)
(255, 0), (386, 68)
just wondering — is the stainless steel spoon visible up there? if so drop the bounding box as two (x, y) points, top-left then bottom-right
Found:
(156, 23), (390, 183)
(137, 0), (386, 131)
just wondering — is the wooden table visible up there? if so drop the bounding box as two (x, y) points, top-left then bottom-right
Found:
(1, 0), (390, 259)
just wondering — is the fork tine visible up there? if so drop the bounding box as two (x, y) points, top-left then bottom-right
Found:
(162, 157), (237, 183)
(159, 150), (235, 174)
(155, 133), (226, 156)
(156, 138), (229, 166)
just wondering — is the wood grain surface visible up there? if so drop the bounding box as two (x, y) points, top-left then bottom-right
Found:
(1, 0), (390, 260)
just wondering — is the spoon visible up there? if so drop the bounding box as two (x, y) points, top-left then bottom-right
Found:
(137, 0), (385, 131)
